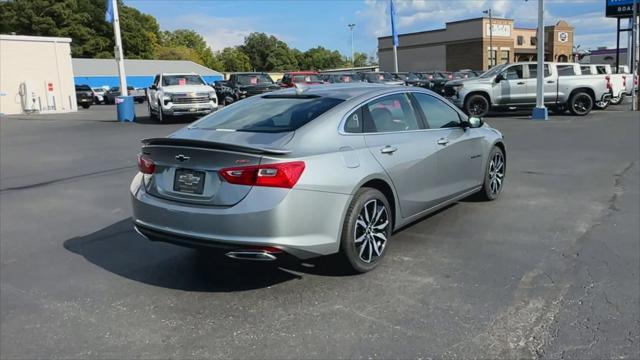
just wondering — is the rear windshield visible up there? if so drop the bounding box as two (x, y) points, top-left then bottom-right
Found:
(162, 75), (205, 86)
(237, 74), (274, 85)
(293, 74), (321, 83)
(192, 96), (344, 132)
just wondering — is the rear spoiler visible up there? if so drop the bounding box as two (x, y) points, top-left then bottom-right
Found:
(141, 138), (291, 155)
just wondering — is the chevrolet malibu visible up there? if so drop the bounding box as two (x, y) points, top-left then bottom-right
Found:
(131, 84), (506, 273)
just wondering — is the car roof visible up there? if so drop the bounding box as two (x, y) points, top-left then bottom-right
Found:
(286, 71), (319, 75)
(267, 83), (398, 100)
(231, 72), (270, 75)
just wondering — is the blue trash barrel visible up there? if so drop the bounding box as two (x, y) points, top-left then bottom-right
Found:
(116, 96), (135, 122)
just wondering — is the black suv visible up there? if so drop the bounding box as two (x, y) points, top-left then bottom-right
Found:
(75, 84), (93, 109)
(215, 72), (280, 105)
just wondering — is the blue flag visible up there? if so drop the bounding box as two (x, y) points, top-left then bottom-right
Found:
(105, 0), (114, 23)
(390, 0), (399, 47)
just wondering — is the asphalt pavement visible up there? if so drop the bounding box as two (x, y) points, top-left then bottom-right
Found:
(1, 104), (638, 359)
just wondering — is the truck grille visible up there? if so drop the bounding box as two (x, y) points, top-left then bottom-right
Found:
(172, 96), (209, 104)
(442, 85), (456, 97)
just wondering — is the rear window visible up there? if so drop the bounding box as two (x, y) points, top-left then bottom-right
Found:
(192, 96), (344, 133)
(557, 65), (577, 76)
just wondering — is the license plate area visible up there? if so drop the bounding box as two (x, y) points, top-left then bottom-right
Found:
(173, 169), (206, 194)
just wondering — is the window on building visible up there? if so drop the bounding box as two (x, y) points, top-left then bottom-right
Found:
(517, 36), (524, 46)
(488, 50), (497, 67)
(557, 65), (576, 76)
(500, 50), (510, 64)
(530, 36), (537, 46)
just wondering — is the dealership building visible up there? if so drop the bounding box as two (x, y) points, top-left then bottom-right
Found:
(378, 17), (574, 72)
(72, 58), (224, 89)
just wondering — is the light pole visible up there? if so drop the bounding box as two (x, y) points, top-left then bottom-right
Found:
(532, 0), (548, 120)
(348, 23), (356, 68)
(483, 9), (493, 68)
(632, 0), (638, 111)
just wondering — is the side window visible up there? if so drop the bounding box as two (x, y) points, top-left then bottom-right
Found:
(363, 94), (420, 133)
(503, 65), (524, 80)
(596, 66), (607, 75)
(413, 93), (461, 129)
(344, 108), (363, 133)
(528, 64), (551, 78)
(557, 65), (576, 76)
(152, 75), (160, 87)
(581, 66), (592, 75)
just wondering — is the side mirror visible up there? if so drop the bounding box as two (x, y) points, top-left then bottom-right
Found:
(467, 116), (483, 128)
(494, 74), (504, 83)
(149, 84), (157, 90)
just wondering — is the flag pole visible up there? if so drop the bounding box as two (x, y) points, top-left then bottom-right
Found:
(393, 46), (398, 73)
(110, 0), (127, 94)
(390, 0), (399, 72)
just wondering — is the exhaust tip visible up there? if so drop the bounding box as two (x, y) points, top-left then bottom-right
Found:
(225, 251), (277, 261)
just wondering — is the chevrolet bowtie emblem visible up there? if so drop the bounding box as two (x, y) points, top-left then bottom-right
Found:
(177, 173), (201, 186)
(175, 154), (190, 162)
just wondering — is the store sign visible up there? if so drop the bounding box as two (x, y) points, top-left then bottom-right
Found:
(486, 23), (511, 37)
(606, 0), (639, 18)
(558, 32), (569, 43)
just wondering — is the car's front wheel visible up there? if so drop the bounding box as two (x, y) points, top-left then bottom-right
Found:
(339, 188), (392, 273)
(464, 94), (490, 117)
(477, 146), (506, 201)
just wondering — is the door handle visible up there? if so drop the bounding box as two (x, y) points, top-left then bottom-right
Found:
(380, 145), (397, 154)
(546, 80), (555, 84)
(437, 138), (449, 146)
(516, 82), (525, 85)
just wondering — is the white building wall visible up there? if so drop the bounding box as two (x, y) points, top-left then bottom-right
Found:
(0, 35), (77, 115)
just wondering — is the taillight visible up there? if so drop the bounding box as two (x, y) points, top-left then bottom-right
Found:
(219, 161), (305, 189)
(137, 154), (155, 174)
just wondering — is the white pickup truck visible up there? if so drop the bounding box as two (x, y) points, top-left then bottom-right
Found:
(579, 64), (626, 106)
(147, 73), (218, 122)
(445, 62), (612, 117)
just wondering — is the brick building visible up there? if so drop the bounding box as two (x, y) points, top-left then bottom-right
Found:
(378, 17), (574, 72)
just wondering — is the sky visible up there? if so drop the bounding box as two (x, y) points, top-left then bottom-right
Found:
(126, 0), (631, 57)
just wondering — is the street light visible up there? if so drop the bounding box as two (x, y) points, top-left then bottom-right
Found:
(348, 23), (356, 68)
(483, 9), (493, 68)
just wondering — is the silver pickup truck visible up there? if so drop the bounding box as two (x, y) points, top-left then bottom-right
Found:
(445, 62), (612, 117)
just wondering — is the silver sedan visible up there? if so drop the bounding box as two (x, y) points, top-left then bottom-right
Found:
(130, 84), (506, 273)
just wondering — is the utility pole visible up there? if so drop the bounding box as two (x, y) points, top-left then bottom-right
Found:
(483, 9), (493, 68)
(348, 24), (356, 67)
(109, 0), (127, 95)
(632, 0), (638, 110)
(532, 0), (548, 120)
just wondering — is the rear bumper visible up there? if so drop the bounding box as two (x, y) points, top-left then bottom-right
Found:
(130, 173), (351, 259)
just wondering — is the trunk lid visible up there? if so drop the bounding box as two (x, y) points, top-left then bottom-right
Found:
(141, 130), (293, 206)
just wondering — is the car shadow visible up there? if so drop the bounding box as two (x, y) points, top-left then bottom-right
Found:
(63, 218), (358, 292)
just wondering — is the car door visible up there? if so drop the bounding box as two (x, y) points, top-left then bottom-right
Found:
(412, 92), (484, 200)
(526, 64), (556, 103)
(362, 93), (441, 218)
(496, 64), (527, 105)
(148, 75), (160, 109)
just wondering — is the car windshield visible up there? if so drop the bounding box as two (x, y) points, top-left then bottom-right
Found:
(333, 74), (358, 83)
(406, 73), (420, 81)
(293, 74), (321, 83)
(236, 74), (274, 85)
(394, 73), (407, 80)
(75, 85), (91, 91)
(478, 64), (508, 79)
(191, 96), (344, 133)
(366, 73), (393, 81)
(162, 75), (205, 86)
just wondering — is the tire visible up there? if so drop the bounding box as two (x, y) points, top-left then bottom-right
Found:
(148, 101), (157, 120)
(157, 101), (164, 123)
(476, 146), (506, 201)
(568, 91), (593, 116)
(464, 94), (490, 117)
(81, 104), (90, 109)
(338, 188), (392, 273)
(610, 95), (623, 105)
(137, 98), (144, 104)
(595, 99), (609, 110)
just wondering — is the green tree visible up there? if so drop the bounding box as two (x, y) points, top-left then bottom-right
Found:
(299, 46), (347, 70)
(159, 29), (218, 69)
(240, 32), (299, 71)
(353, 52), (369, 67)
(155, 46), (203, 64)
(216, 47), (252, 72)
